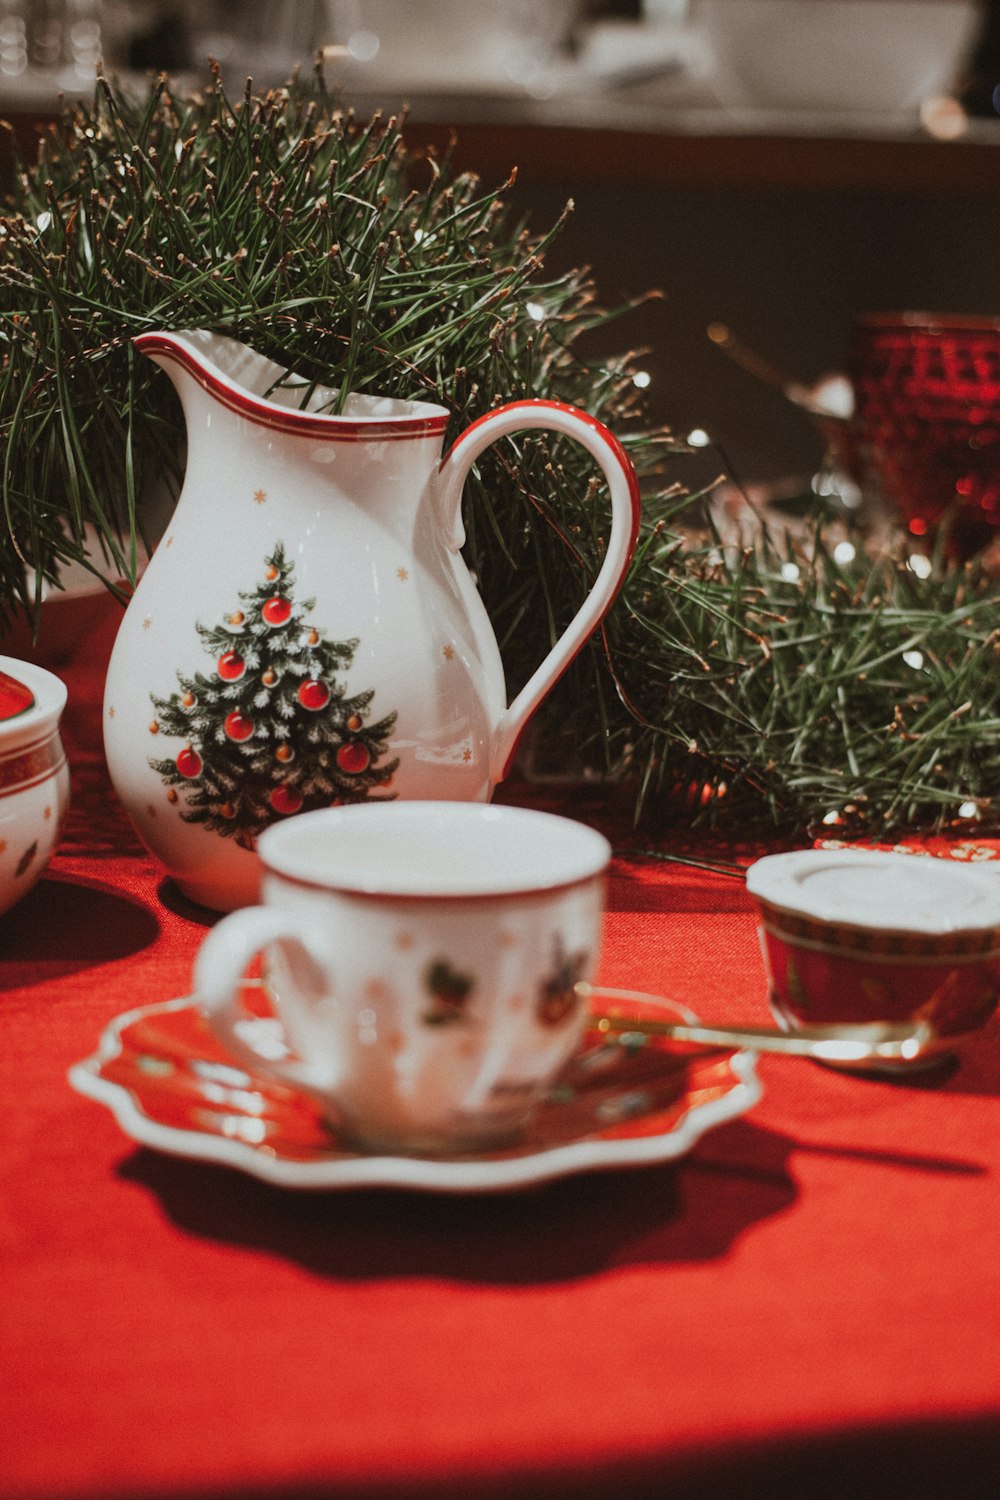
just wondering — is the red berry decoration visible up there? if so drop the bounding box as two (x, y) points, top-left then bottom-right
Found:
(275, 744), (294, 763)
(262, 596), (291, 626)
(269, 784), (303, 816)
(347, 714), (362, 732)
(297, 678), (330, 712)
(176, 746), (202, 779)
(217, 650), (245, 682)
(262, 668), (277, 687)
(265, 564), (279, 581)
(224, 711), (254, 742)
(337, 740), (371, 775)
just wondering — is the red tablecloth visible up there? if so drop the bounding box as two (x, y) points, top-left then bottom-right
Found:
(3, 607), (1000, 1500)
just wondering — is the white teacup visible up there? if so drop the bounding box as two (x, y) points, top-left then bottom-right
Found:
(194, 802), (610, 1154)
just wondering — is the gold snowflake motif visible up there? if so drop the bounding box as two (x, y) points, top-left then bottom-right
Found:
(461, 748), (472, 763)
(142, 616), (152, 630)
(396, 567), (409, 581)
(43, 806), (52, 820)
(253, 489), (267, 504)
(108, 705), (116, 719)
(442, 644), (454, 661)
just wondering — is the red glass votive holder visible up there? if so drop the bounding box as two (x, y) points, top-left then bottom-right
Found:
(849, 313), (1000, 557)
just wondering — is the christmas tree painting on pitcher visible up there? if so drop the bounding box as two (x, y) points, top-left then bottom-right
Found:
(148, 545), (398, 848)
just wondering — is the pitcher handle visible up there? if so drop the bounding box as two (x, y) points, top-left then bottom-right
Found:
(438, 399), (641, 780)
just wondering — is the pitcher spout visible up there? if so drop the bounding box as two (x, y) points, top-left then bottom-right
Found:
(133, 329), (449, 441)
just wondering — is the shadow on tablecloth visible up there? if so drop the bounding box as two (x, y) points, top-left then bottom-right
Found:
(116, 1115), (799, 1284)
(0, 871), (160, 987)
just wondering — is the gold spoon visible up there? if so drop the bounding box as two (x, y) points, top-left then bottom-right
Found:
(580, 985), (933, 1066)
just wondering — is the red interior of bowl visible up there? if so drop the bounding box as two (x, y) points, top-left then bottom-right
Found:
(0, 669), (35, 722)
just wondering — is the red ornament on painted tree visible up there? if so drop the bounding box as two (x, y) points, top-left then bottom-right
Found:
(337, 740), (371, 775)
(176, 746), (202, 778)
(262, 596), (292, 626)
(217, 650), (245, 681)
(270, 784), (303, 815)
(297, 678), (331, 712)
(224, 711), (254, 742)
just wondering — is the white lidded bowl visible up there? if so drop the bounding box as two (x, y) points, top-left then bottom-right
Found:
(745, 847), (1000, 1068)
(0, 656), (70, 916)
(689, 0), (984, 115)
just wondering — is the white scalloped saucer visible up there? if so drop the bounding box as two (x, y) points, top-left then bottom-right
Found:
(69, 988), (761, 1193)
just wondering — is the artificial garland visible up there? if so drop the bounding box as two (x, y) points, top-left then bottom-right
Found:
(1, 67), (998, 839)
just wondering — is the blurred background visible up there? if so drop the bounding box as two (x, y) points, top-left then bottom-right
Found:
(2, 0), (1000, 498)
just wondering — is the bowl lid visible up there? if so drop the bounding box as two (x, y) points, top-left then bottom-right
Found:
(746, 848), (1000, 936)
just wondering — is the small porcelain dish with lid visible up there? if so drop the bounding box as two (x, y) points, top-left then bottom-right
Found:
(746, 848), (1000, 1070)
(0, 655), (70, 917)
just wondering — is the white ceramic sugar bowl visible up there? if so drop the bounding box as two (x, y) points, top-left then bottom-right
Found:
(0, 656), (70, 916)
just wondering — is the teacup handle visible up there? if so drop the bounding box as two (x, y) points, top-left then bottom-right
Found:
(193, 906), (333, 1093)
(438, 399), (641, 780)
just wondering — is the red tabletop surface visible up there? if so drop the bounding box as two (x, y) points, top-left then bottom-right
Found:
(2, 600), (999, 1500)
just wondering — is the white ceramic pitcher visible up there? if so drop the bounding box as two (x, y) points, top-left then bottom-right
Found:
(103, 330), (639, 911)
